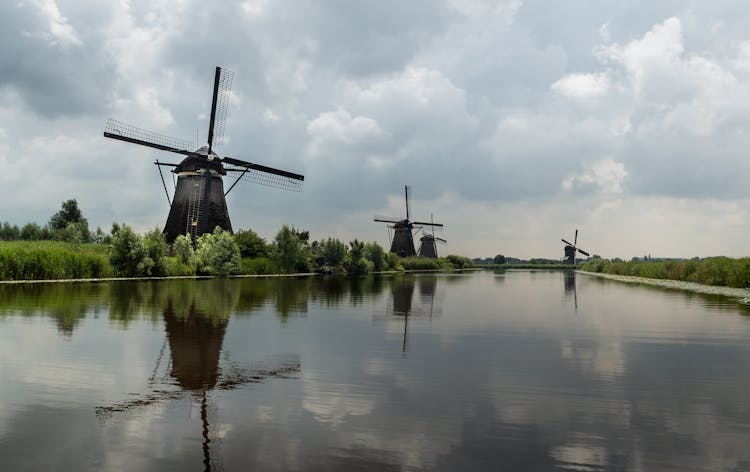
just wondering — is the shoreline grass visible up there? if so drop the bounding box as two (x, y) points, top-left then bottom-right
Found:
(580, 257), (750, 289)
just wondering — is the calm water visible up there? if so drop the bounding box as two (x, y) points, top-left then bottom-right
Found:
(2, 270), (750, 471)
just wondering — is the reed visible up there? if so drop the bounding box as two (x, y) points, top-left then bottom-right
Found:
(580, 257), (750, 288)
(0, 241), (111, 280)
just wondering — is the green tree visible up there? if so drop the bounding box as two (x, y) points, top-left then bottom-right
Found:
(363, 241), (386, 271)
(346, 239), (373, 275)
(196, 227), (241, 276)
(109, 224), (146, 276)
(49, 199), (86, 231)
(0, 222), (20, 240)
(20, 223), (42, 240)
(272, 225), (311, 273)
(141, 228), (168, 276)
(234, 229), (269, 258)
(173, 234), (195, 266)
(322, 238), (347, 267)
(493, 254), (506, 265)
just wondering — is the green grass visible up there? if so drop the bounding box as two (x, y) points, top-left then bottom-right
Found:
(580, 257), (750, 288)
(0, 241), (112, 280)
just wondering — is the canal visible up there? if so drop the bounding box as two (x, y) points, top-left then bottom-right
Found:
(1, 270), (749, 471)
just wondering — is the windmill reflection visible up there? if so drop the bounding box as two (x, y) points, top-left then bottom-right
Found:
(375, 276), (441, 356)
(96, 292), (300, 472)
(563, 271), (578, 311)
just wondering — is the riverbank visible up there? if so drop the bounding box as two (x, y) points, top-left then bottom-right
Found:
(579, 270), (750, 304)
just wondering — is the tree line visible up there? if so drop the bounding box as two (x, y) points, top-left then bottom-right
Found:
(0, 199), (472, 280)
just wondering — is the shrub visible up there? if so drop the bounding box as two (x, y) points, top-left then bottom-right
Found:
(141, 228), (169, 276)
(322, 238), (347, 267)
(173, 234), (195, 266)
(239, 257), (279, 275)
(234, 229), (270, 258)
(272, 225), (311, 273)
(196, 227), (241, 276)
(364, 242), (386, 271)
(109, 224), (147, 277)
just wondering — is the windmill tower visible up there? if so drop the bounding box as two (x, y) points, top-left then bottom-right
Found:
(374, 186), (442, 257)
(561, 229), (590, 265)
(104, 66), (304, 242)
(417, 214), (447, 259)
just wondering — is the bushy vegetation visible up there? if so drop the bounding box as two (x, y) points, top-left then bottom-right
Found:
(0, 241), (111, 280)
(0, 198), (475, 281)
(580, 257), (750, 288)
(195, 227), (241, 276)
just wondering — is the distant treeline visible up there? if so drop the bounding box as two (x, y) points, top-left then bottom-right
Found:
(0, 199), (473, 281)
(581, 257), (750, 288)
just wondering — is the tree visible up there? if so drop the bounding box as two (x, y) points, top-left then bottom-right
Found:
(493, 254), (506, 265)
(141, 228), (169, 276)
(321, 238), (347, 267)
(196, 227), (241, 276)
(109, 224), (146, 276)
(272, 225), (311, 273)
(173, 234), (195, 266)
(346, 239), (373, 275)
(234, 229), (269, 258)
(363, 242), (386, 271)
(49, 199), (86, 230)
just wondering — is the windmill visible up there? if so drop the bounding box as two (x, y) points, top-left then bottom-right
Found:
(561, 229), (590, 265)
(103, 66), (304, 243)
(417, 213), (447, 259)
(374, 186), (443, 257)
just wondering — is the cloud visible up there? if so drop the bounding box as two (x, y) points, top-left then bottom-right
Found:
(562, 159), (627, 194)
(551, 73), (610, 99)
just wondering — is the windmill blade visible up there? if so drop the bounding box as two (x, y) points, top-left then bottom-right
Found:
(104, 119), (195, 156)
(436, 237), (447, 243)
(405, 185), (411, 220)
(374, 215), (401, 223)
(577, 248), (590, 257)
(223, 156), (304, 192)
(206, 66), (233, 154)
(561, 238), (575, 247)
(413, 221), (443, 227)
(574, 229), (578, 246)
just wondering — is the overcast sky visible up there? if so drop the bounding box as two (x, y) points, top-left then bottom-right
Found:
(1, 0), (749, 259)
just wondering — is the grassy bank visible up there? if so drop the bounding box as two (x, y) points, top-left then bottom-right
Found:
(581, 257), (750, 288)
(0, 241), (112, 280)
(0, 240), (474, 282)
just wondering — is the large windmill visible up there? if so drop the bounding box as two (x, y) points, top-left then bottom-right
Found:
(561, 229), (590, 265)
(417, 214), (447, 259)
(104, 66), (304, 242)
(374, 186), (443, 257)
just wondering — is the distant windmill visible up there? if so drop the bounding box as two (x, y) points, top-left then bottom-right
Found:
(561, 229), (590, 265)
(417, 214), (447, 259)
(374, 186), (443, 257)
(103, 66), (304, 242)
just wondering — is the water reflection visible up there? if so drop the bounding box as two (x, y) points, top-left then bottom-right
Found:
(96, 287), (300, 472)
(374, 275), (441, 355)
(563, 271), (577, 311)
(2, 272), (750, 471)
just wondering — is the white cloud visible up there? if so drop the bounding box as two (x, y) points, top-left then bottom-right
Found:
(306, 108), (387, 157)
(22, 0), (82, 48)
(551, 73), (610, 99)
(562, 159), (627, 194)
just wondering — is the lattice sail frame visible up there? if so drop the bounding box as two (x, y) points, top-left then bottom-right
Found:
(225, 167), (304, 192)
(105, 118), (195, 153)
(212, 68), (234, 147)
